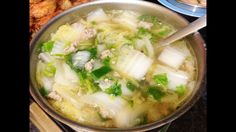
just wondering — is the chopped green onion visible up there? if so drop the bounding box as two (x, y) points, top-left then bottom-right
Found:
(176, 85), (187, 96)
(88, 47), (97, 59)
(41, 41), (54, 53)
(91, 66), (112, 79)
(147, 86), (165, 101)
(153, 73), (168, 88)
(102, 57), (110, 66)
(126, 81), (136, 91)
(43, 63), (56, 77)
(138, 15), (159, 24)
(137, 27), (151, 38)
(105, 82), (122, 96)
(39, 87), (49, 97)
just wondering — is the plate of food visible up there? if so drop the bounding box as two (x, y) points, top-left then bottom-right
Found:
(158, 0), (206, 17)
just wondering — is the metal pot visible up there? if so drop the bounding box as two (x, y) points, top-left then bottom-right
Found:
(30, 0), (206, 131)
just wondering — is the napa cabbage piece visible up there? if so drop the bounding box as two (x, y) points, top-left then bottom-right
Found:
(50, 97), (112, 127)
(64, 52), (99, 94)
(50, 23), (96, 54)
(87, 8), (110, 22)
(51, 24), (84, 44)
(172, 40), (192, 56)
(135, 36), (154, 58)
(72, 51), (91, 69)
(54, 61), (80, 89)
(79, 92), (127, 117)
(97, 44), (106, 55)
(38, 52), (54, 63)
(53, 83), (82, 109)
(98, 79), (114, 91)
(36, 61), (55, 92)
(154, 64), (189, 90)
(113, 11), (139, 31)
(79, 92), (147, 128)
(120, 80), (134, 96)
(50, 41), (66, 56)
(158, 46), (187, 69)
(115, 47), (153, 80)
(151, 24), (175, 38)
(96, 29), (132, 48)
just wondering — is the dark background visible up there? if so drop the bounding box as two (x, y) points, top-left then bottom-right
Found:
(30, 0), (207, 131)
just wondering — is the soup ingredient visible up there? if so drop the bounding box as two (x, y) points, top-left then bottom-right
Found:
(138, 14), (159, 24)
(39, 87), (49, 97)
(42, 62), (56, 77)
(91, 66), (112, 79)
(38, 53), (54, 63)
(115, 48), (153, 80)
(54, 62), (80, 87)
(87, 8), (109, 22)
(72, 51), (91, 69)
(135, 36), (154, 58)
(147, 86), (165, 101)
(47, 91), (62, 101)
(154, 64), (189, 90)
(41, 41), (54, 52)
(138, 21), (153, 30)
(36, 61), (55, 91)
(51, 24), (84, 44)
(175, 84), (187, 96)
(105, 82), (122, 96)
(50, 41), (66, 55)
(158, 46), (187, 69)
(153, 73), (168, 88)
(53, 83), (82, 108)
(113, 11), (139, 31)
(126, 81), (137, 92)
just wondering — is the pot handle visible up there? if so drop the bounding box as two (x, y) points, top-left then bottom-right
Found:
(30, 101), (62, 132)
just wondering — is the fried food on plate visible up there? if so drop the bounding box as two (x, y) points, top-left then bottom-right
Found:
(30, 0), (57, 18)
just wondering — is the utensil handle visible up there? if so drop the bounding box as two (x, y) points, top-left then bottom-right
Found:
(159, 15), (206, 47)
(30, 102), (62, 132)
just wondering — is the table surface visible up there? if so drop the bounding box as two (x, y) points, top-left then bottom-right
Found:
(30, 0), (207, 131)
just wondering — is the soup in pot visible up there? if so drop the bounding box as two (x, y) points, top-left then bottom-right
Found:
(36, 8), (197, 128)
